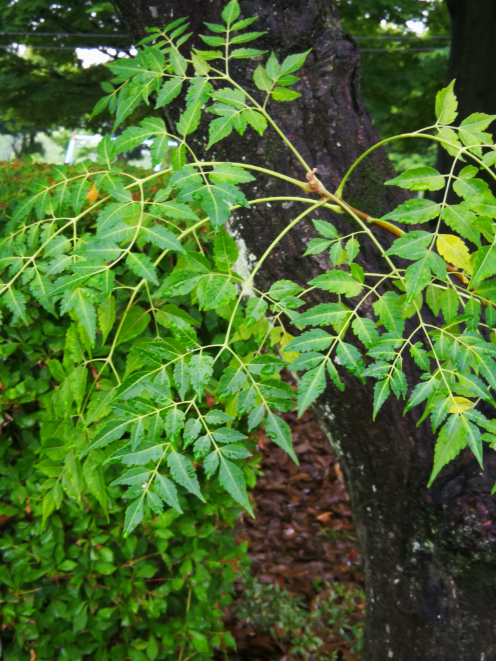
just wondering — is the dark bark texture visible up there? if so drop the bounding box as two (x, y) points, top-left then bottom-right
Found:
(446, 0), (496, 124)
(437, 0), (496, 185)
(113, 0), (496, 658)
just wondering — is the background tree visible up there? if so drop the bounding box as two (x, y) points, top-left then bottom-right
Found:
(337, 0), (451, 170)
(110, 1), (496, 659)
(0, 0), (129, 153)
(0, 0), (451, 165)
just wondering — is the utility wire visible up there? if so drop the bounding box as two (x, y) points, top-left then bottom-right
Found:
(0, 31), (128, 38)
(354, 34), (450, 40)
(0, 44), (449, 53)
(0, 30), (451, 54)
(0, 30), (450, 40)
(0, 44), (130, 51)
(361, 47), (449, 52)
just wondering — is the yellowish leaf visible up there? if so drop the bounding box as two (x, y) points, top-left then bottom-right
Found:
(86, 184), (99, 205)
(449, 396), (474, 413)
(279, 329), (299, 363)
(436, 234), (472, 274)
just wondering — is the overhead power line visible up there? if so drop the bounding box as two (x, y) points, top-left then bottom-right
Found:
(361, 47), (449, 52)
(0, 44), (130, 51)
(0, 30), (450, 40)
(0, 44), (449, 54)
(0, 30), (451, 54)
(0, 31), (128, 38)
(354, 34), (450, 40)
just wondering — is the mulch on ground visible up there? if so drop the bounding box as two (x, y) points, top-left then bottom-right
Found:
(220, 410), (364, 660)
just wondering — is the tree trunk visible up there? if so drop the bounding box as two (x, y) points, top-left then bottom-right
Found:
(437, 0), (496, 187)
(446, 0), (496, 124)
(113, 0), (496, 658)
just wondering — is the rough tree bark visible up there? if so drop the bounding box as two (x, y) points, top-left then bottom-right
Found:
(112, 0), (496, 658)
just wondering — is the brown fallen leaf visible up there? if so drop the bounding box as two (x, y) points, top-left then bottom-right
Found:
(316, 512), (333, 523)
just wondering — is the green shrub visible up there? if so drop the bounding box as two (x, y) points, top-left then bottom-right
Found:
(237, 578), (364, 659)
(0, 158), (257, 659)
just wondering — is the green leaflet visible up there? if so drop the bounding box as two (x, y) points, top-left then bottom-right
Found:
(435, 80), (458, 125)
(265, 412), (297, 463)
(410, 343), (430, 371)
(219, 456), (253, 514)
(212, 427), (247, 443)
(116, 307), (151, 346)
(98, 296), (116, 344)
(278, 50), (310, 76)
(405, 255), (432, 302)
(155, 473), (182, 512)
(3, 289), (28, 324)
(439, 288), (459, 322)
(123, 497), (144, 537)
(165, 408), (186, 439)
(336, 341), (365, 380)
(453, 177), (489, 200)
(218, 368), (246, 397)
(309, 270), (362, 297)
(385, 231), (432, 260)
(245, 297), (268, 325)
(222, 0), (240, 23)
(269, 280), (303, 300)
(126, 253), (158, 285)
(297, 362), (327, 415)
(207, 108), (240, 149)
(304, 237), (333, 255)
(385, 167), (445, 192)
(116, 371), (153, 400)
(213, 227), (239, 269)
(120, 444), (164, 466)
(166, 450), (204, 501)
(289, 352), (325, 371)
(197, 274), (237, 309)
(351, 317), (379, 349)
(470, 244), (496, 287)
(428, 415), (466, 485)
(405, 378), (437, 411)
(221, 443), (251, 460)
(176, 101), (202, 136)
(373, 380), (391, 419)
(189, 354), (214, 397)
(110, 467), (152, 487)
(209, 164), (255, 185)
(173, 358), (190, 399)
(205, 409), (234, 425)
(373, 292), (405, 336)
(82, 419), (132, 456)
(295, 303), (351, 330)
(284, 329), (334, 353)
(141, 226), (185, 252)
(442, 205), (481, 247)
(183, 418), (203, 447)
(83, 453), (107, 516)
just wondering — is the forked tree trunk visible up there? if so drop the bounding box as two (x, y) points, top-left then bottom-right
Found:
(112, 0), (496, 658)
